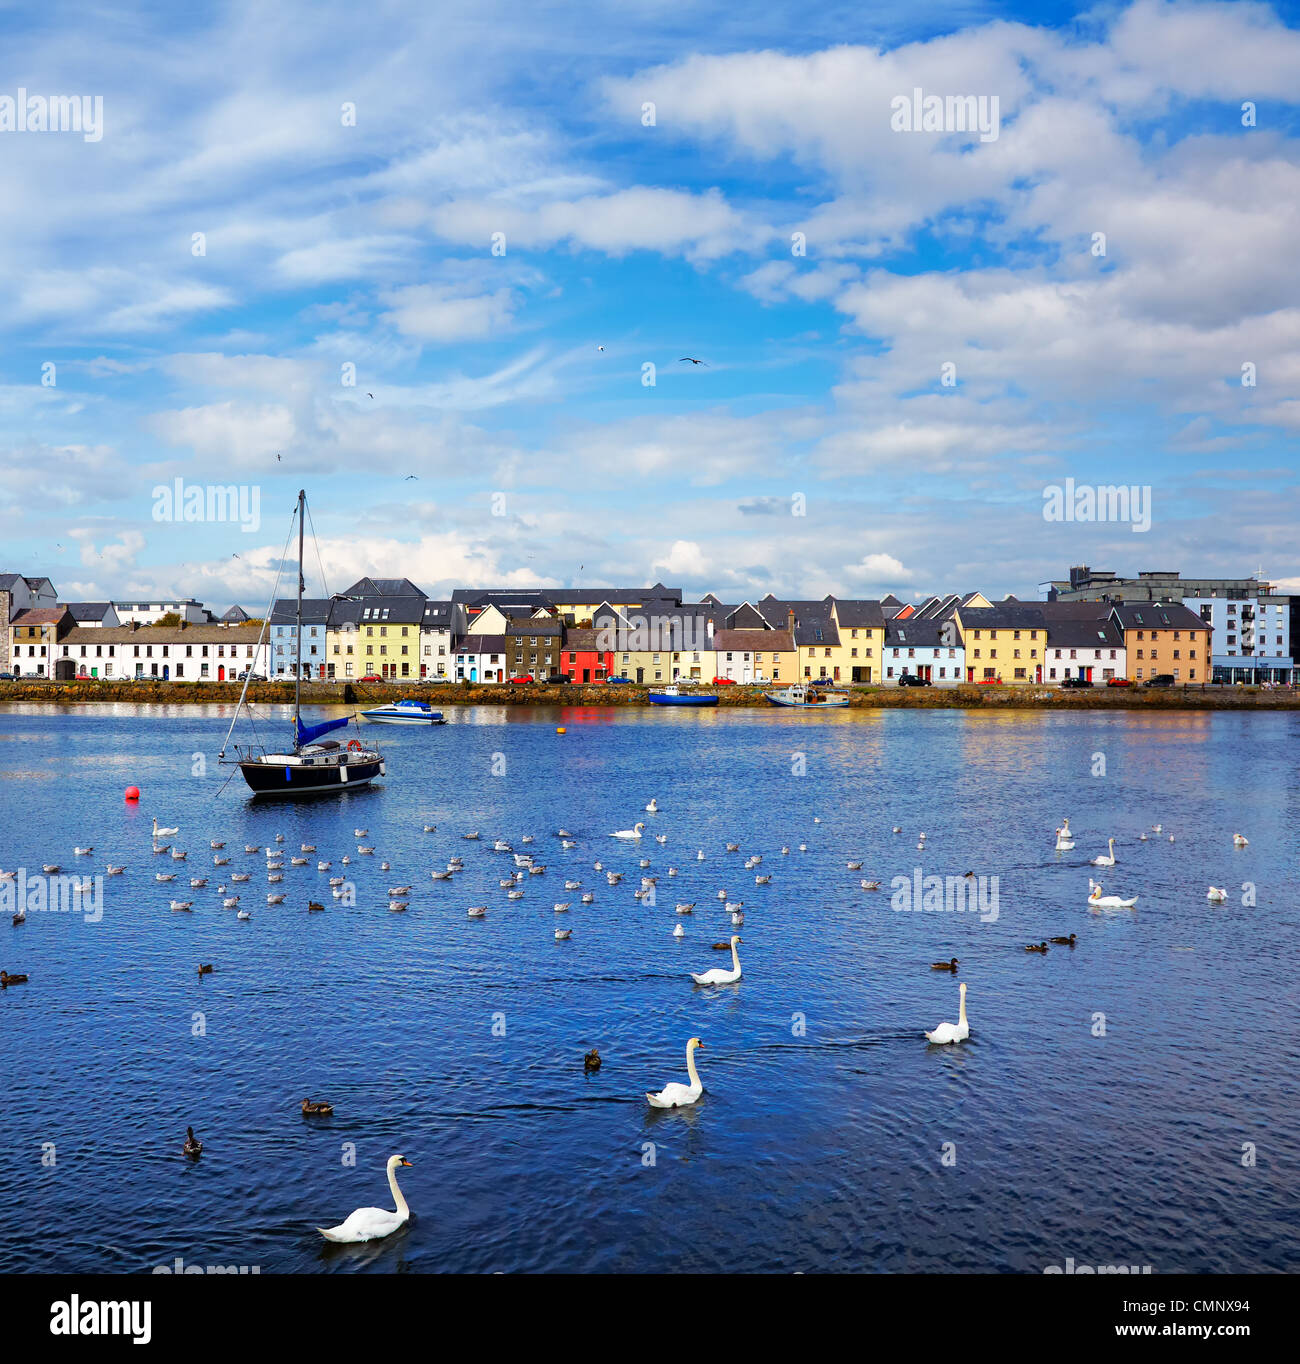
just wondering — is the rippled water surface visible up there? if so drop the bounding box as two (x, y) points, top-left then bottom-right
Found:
(1, 702), (1297, 1274)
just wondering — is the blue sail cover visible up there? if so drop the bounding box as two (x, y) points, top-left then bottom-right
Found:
(296, 714), (351, 746)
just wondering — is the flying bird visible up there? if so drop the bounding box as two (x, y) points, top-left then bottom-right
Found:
(403, 475), (418, 481)
(367, 392), (374, 399)
(679, 357), (709, 366)
(276, 453), (281, 461)
(597, 345), (605, 352)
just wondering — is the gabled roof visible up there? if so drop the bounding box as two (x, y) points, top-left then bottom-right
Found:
(755, 598), (840, 647)
(714, 628), (795, 653)
(220, 605), (251, 623)
(420, 600), (456, 626)
(351, 596), (425, 625)
(1043, 617), (1124, 649)
(957, 604), (1047, 631)
(456, 634), (508, 654)
(452, 588), (555, 610)
(831, 598), (886, 629)
(270, 598), (334, 625)
(885, 618), (962, 649)
(10, 606), (69, 627)
(66, 602), (114, 622)
(879, 594), (905, 616)
(339, 577), (426, 599)
(506, 617), (562, 638)
(1110, 602), (1209, 631)
(554, 584), (681, 606)
(562, 628), (610, 652)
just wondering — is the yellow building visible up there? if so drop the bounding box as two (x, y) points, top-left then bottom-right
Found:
(953, 600), (1045, 683)
(827, 599), (887, 684)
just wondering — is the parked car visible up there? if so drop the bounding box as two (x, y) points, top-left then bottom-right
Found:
(509, 675), (535, 685)
(1061, 677), (1093, 689)
(606, 676), (633, 685)
(976, 677), (1004, 686)
(712, 676), (737, 686)
(898, 673), (932, 687)
(1106, 677), (1133, 688)
(1143, 674), (1176, 687)
(0, 672), (13, 681)
(809, 677), (835, 687)
(359, 674), (382, 682)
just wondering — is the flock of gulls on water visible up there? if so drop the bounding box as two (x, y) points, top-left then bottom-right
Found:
(0, 801), (1253, 1243)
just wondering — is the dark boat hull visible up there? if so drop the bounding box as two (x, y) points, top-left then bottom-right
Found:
(239, 756), (383, 796)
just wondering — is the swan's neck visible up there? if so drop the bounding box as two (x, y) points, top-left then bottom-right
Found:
(686, 1046), (701, 1089)
(387, 1162), (409, 1218)
(958, 992), (967, 1027)
(730, 941), (741, 971)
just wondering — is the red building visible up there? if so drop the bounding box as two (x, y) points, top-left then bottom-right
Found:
(559, 627), (613, 684)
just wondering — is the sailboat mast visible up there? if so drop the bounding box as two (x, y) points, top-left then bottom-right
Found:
(294, 488), (305, 745)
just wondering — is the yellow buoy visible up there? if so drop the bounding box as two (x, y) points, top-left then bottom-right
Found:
(557, 726), (566, 734)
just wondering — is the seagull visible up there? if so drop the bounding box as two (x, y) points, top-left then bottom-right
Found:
(597, 345), (605, 352)
(404, 475), (418, 481)
(679, 357), (709, 366)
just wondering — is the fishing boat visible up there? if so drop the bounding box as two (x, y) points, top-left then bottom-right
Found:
(360, 699), (446, 725)
(764, 683), (850, 709)
(648, 684), (718, 707)
(219, 490), (384, 796)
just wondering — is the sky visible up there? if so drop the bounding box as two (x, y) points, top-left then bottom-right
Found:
(3, 0), (1300, 611)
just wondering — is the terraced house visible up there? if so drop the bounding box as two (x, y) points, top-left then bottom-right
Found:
(829, 599), (887, 683)
(505, 616), (563, 678)
(1109, 602), (1210, 685)
(1038, 602), (1126, 683)
(953, 600), (1046, 684)
(55, 622), (264, 681)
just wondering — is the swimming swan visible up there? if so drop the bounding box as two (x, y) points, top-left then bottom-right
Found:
(612, 823), (646, 840)
(925, 981), (969, 1045)
(691, 936), (741, 986)
(1091, 838), (1117, 867)
(1088, 884), (1138, 909)
(645, 1037), (705, 1108)
(318, 1155), (412, 1243)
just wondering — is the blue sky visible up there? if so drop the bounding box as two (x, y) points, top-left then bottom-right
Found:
(3, 0), (1300, 611)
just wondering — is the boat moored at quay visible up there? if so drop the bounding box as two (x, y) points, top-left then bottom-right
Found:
(764, 683), (850, 709)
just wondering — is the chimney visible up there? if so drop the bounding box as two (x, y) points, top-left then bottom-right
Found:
(787, 608), (795, 633)
(707, 618), (714, 642)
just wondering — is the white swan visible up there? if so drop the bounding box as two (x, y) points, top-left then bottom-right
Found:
(1232, 833), (1249, 848)
(1088, 884), (1138, 908)
(318, 1155), (412, 1243)
(612, 822), (646, 840)
(645, 1037), (705, 1108)
(152, 818), (179, 838)
(691, 936), (741, 985)
(645, 799), (658, 812)
(1091, 838), (1116, 867)
(1055, 834), (1075, 851)
(1206, 886), (1228, 902)
(925, 981), (969, 1045)
(1056, 818), (1070, 836)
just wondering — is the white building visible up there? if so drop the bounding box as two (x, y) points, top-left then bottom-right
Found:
(420, 600), (465, 680)
(454, 634), (507, 683)
(111, 598), (208, 625)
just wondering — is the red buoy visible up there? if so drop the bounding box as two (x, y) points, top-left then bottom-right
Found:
(124, 785), (140, 802)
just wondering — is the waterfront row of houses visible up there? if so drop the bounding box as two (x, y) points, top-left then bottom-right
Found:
(3, 566), (1293, 687)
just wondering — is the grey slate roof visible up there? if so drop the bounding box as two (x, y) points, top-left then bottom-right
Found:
(270, 598), (333, 625)
(885, 618), (963, 648)
(339, 577), (427, 598)
(832, 598), (886, 629)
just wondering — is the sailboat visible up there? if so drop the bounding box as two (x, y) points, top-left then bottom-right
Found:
(219, 490), (384, 797)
